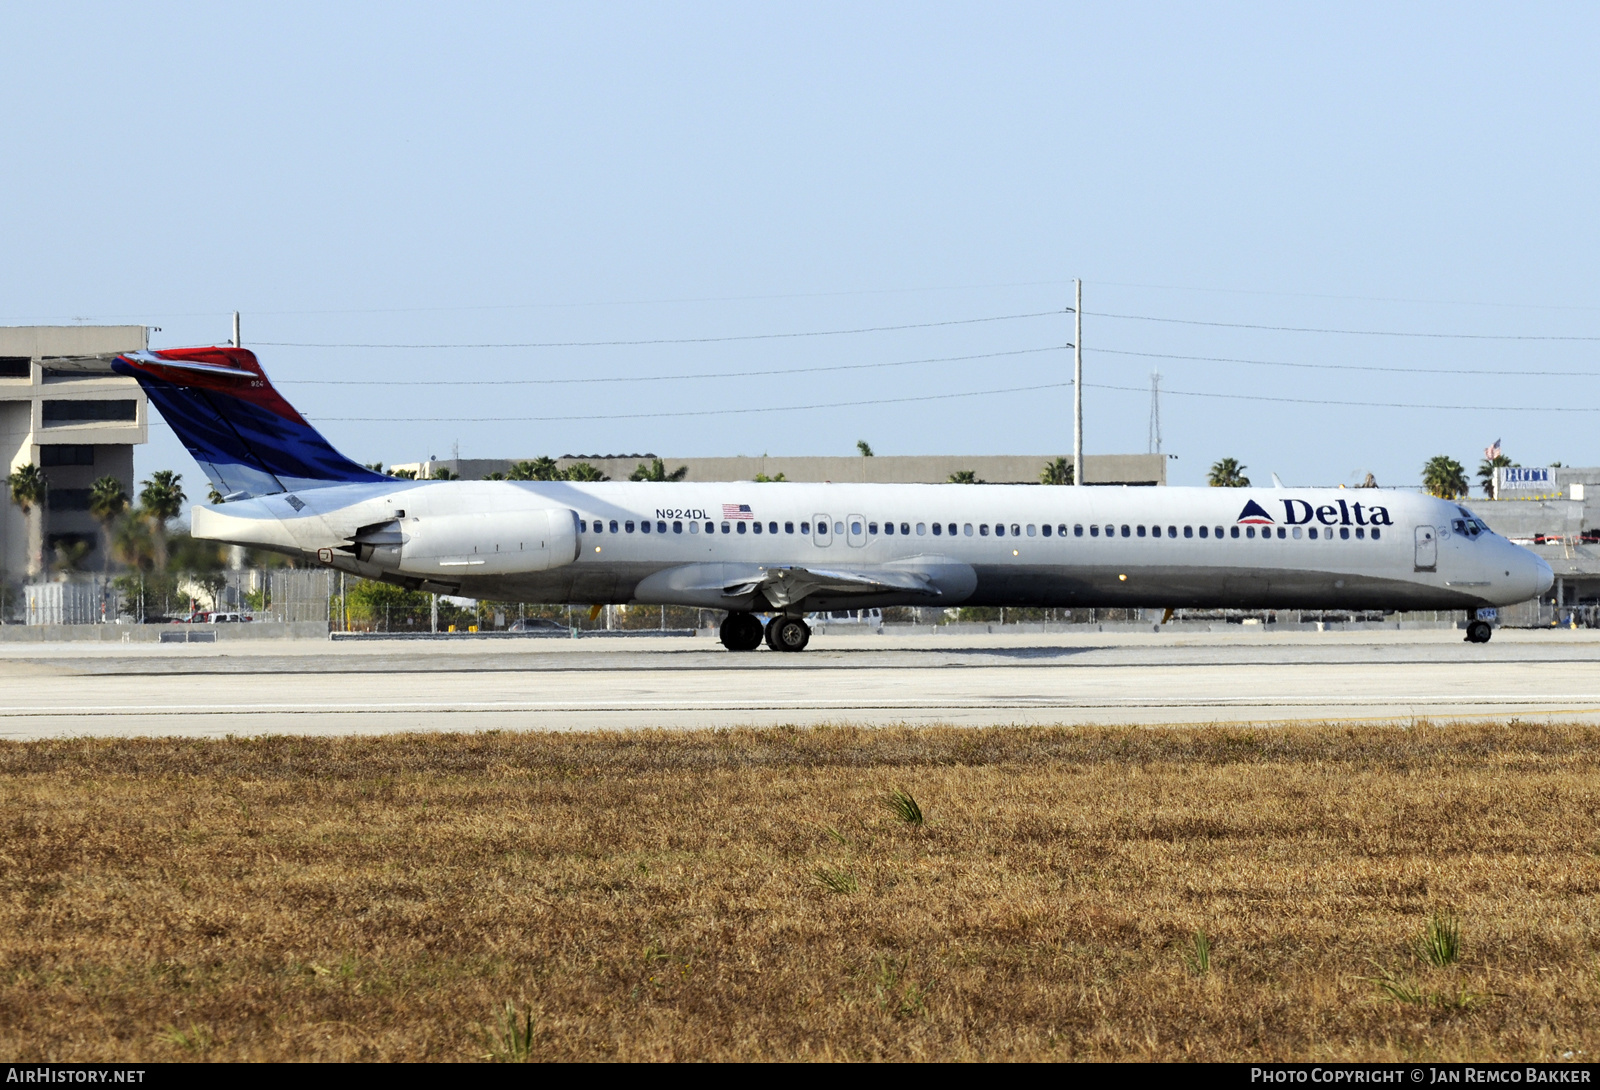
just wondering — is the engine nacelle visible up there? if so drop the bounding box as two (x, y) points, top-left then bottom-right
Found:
(357, 508), (578, 576)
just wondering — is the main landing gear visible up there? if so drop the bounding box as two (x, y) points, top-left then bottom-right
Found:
(719, 612), (810, 652)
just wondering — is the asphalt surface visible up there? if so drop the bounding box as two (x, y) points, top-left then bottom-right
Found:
(2, 628), (1597, 739)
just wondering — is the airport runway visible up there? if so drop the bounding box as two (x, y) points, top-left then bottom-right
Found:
(2, 628), (1599, 739)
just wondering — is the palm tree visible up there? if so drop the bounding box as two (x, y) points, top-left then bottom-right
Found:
(1040, 457), (1074, 485)
(88, 476), (130, 575)
(753, 472), (787, 482)
(52, 539), (91, 574)
(6, 463), (47, 578)
(630, 458), (688, 482)
(948, 470), (982, 484)
(1207, 458), (1250, 488)
(856, 440), (874, 457)
(1422, 455), (1469, 499)
(508, 458), (561, 481)
(481, 471), (507, 481)
(1477, 453), (1515, 498)
(431, 467), (458, 481)
(562, 462), (609, 482)
(138, 470), (186, 573)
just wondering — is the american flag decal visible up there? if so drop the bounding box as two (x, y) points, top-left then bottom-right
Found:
(722, 503), (753, 519)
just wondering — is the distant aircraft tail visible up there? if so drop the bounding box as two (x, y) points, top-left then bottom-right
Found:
(113, 346), (387, 498)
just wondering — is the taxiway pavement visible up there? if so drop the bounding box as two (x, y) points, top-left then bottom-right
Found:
(2, 628), (1598, 739)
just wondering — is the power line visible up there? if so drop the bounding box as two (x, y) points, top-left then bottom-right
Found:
(254, 310), (1064, 349)
(1089, 311), (1600, 341)
(1085, 382), (1599, 413)
(142, 378), (1600, 428)
(281, 345), (1062, 386)
(1092, 346), (1600, 379)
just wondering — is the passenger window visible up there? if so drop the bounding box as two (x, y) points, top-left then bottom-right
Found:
(640, 521), (651, 534)
(901, 523), (910, 535)
(609, 520), (619, 533)
(1291, 527), (1301, 539)
(1355, 527), (1365, 539)
(964, 524), (973, 536)
(800, 522), (809, 534)
(1168, 526), (1177, 537)
(932, 523), (942, 535)
(579, 519), (588, 532)
(785, 522), (794, 533)
(673, 521), (682, 534)
(1276, 527), (1285, 539)
(626, 521), (636, 533)
(835, 522), (844, 535)
(980, 524), (990, 536)
(1340, 527), (1350, 540)
(1038, 524), (1047, 537)
(1215, 526), (1224, 538)
(658, 521), (667, 533)
(1090, 525), (1099, 537)
(1137, 525), (1146, 538)
(1075, 525), (1083, 537)
(1198, 526), (1207, 538)
(1308, 527), (1317, 540)
(737, 522), (747, 534)
(1230, 526), (1240, 539)
(769, 521), (777, 534)
(850, 521), (862, 535)
(705, 522), (715, 534)
(721, 522), (731, 533)
(868, 522), (878, 534)
(1121, 525), (1130, 538)
(689, 521), (699, 534)
(1372, 528), (1381, 540)
(1245, 527), (1255, 539)
(994, 524), (1003, 537)
(883, 522), (893, 535)
(916, 523), (925, 535)
(752, 521), (762, 534)
(1184, 526), (1193, 538)
(949, 524), (958, 536)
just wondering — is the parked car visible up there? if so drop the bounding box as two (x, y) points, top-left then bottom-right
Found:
(507, 617), (571, 634)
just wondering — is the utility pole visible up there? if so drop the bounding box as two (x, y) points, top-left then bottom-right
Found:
(1072, 279), (1083, 486)
(1148, 371), (1162, 455)
(232, 311), (241, 348)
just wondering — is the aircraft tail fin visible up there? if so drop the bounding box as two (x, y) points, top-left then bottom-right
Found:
(113, 347), (387, 498)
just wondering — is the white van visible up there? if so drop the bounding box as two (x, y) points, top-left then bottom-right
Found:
(805, 608), (883, 630)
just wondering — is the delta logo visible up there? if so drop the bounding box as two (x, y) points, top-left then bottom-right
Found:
(1237, 499), (1394, 528)
(1236, 500), (1275, 525)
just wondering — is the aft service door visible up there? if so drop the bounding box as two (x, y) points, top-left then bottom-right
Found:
(813, 514), (832, 547)
(1414, 525), (1437, 571)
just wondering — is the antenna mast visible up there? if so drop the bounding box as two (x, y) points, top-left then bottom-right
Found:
(1148, 371), (1162, 454)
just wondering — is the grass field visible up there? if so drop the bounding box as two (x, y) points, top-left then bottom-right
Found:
(2, 723), (1597, 1062)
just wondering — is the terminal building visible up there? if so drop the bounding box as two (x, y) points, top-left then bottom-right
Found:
(1, 326), (150, 578)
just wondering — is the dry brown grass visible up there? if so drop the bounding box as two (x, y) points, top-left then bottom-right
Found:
(2, 722), (1598, 1062)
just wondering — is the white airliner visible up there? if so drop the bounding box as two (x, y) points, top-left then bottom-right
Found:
(102, 346), (1551, 650)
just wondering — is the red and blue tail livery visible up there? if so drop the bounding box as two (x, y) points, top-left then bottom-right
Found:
(113, 347), (386, 498)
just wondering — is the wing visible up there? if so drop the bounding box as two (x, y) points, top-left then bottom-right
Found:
(634, 560), (973, 610)
(723, 565), (940, 608)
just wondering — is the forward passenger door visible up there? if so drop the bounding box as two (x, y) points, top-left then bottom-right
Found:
(1414, 525), (1437, 571)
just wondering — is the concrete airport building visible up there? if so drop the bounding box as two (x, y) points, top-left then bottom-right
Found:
(1, 326), (150, 578)
(394, 452), (1170, 487)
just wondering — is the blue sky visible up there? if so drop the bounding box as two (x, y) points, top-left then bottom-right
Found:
(3, 3), (1597, 489)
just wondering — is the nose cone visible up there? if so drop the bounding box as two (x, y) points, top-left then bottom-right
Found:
(1532, 553), (1554, 598)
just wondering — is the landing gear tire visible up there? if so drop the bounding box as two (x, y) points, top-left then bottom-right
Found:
(1465, 620), (1493, 644)
(768, 615), (811, 653)
(719, 612), (765, 651)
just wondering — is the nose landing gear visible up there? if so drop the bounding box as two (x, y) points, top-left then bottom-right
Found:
(1465, 617), (1493, 644)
